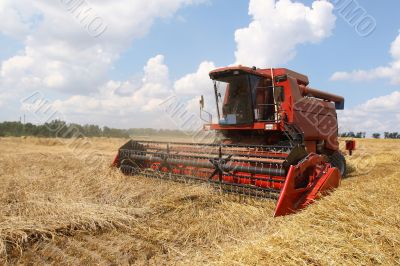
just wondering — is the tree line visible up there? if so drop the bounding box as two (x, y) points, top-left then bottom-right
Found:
(382, 132), (400, 139)
(2, 121), (399, 140)
(340, 132), (400, 139)
(0, 120), (188, 138)
(339, 132), (367, 138)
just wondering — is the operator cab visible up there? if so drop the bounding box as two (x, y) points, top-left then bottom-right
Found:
(209, 67), (282, 126)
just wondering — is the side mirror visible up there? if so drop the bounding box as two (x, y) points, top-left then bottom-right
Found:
(200, 95), (205, 110)
(199, 95), (212, 123)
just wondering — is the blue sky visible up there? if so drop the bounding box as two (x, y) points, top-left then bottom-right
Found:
(110, 1), (251, 80)
(111, 0), (400, 107)
(1, 0), (400, 132)
(3, 1), (397, 78)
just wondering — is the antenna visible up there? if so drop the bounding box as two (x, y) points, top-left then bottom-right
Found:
(270, 68), (278, 122)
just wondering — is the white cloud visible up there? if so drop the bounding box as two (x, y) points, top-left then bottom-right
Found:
(234, 0), (336, 67)
(173, 61), (219, 123)
(331, 32), (400, 133)
(339, 91), (400, 133)
(174, 61), (215, 96)
(48, 55), (217, 128)
(53, 55), (171, 114)
(0, 0), (206, 95)
(331, 33), (400, 84)
(0, 1), (36, 39)
(1, 55), (34, 77)
(0, 0), (213, 128)
(1, 0), (339, 129)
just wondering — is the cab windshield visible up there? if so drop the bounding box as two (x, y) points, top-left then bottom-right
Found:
(214, 74), (261, 125)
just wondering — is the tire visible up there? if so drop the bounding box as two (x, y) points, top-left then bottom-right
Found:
(328, 151), (347, 178)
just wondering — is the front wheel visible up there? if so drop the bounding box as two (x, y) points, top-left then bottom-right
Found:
(328, 152), (347, 178)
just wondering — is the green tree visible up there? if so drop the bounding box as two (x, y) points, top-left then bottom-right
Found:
(372, 133), (380, 139)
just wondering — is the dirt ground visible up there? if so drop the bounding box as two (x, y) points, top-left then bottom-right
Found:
(0, 136), (399, 265)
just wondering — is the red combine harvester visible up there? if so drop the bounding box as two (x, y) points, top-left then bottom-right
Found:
(113, 66), (351, 216)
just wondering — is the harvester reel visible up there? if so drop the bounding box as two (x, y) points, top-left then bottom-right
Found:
(114, 140), (342, 217)
(208, 154), (233, 181)
(120, 158), (142, 176)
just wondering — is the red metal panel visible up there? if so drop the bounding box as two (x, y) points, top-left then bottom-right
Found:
(274, 154), (341, 217)
(210, 122), (275, 131)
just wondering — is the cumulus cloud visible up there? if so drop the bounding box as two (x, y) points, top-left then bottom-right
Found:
(234, 0), (336, 67)
(174, 61), (215, 96)
(0, 1), (36, 39)
(50, 55), (217, 128)
(173, 61), (218, 121)
(331, 33), (400, 84)
(0, 0), (206, 95)
(53, 55), (171, 114)
(339, 91), (400, 133)
(1, 0), (339, 128)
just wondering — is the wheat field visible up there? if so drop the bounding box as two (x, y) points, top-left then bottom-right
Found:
(0, 136), (399, 265)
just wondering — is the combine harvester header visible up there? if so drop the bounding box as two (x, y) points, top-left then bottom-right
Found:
(113, 66), (354, 216)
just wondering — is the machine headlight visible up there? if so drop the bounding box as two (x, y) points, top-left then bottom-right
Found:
(265, 124), (274, 130)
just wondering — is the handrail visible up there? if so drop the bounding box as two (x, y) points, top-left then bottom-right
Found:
(255, 103), (279, 122)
